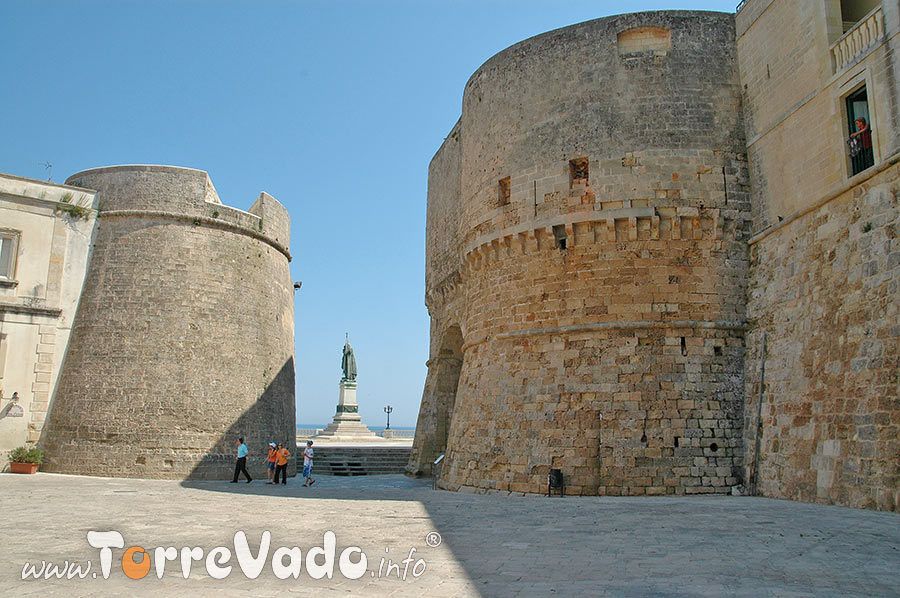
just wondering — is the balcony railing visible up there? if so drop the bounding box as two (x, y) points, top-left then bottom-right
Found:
(831, 6), (884, 73)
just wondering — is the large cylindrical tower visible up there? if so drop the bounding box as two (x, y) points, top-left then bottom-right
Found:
(413, 11), (751, 495)
(41, 165), (296, 479)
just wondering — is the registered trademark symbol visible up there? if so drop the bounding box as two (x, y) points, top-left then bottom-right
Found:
(425, 531), (442, 547)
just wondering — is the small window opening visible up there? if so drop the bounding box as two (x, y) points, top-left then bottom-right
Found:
(674, 436), (680, 448)
(714, 346), (723, 357)
(710, 442), (719, 453)
(846, 86), (874, 176)
(680, 336), (687, 356)
(498, 177), (511, 206)
(552, 224), (568, 251)
(0, 232), (19, 280)
(569, 158), (589, 188)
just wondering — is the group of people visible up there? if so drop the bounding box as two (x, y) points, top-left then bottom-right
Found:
(231, 437), (315, 487)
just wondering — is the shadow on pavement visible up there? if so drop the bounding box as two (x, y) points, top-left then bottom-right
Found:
(179, 474), (900, 597)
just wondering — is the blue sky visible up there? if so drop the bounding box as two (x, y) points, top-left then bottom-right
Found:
(1, 0), (735, 427)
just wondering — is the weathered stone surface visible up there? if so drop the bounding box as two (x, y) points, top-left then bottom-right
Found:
(745, 161), (900, 511)
(411, 11), (750, 495)
(413, 3), (900, 512)
(40, 165), (296, 479)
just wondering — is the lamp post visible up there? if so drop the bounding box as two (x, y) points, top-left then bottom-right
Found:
(383, 405), (393, 430)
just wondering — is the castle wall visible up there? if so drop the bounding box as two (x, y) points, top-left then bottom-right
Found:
(425, 119), (463, 292)
(737, 0), (900, 511)
(416, 11), (753, 495)
(409, 121), (464, 475)
(40, 165), (296, 479)
(745, 159), (900, 511)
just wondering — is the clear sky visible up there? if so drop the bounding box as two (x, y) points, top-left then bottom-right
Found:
(2, 0), (735, 427)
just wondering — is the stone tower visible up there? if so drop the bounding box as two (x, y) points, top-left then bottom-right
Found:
(40, 165), (296, 479)
(410, 11), (751, 496)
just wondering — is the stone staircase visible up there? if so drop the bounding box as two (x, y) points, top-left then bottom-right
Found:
(301, 446), (412, 476)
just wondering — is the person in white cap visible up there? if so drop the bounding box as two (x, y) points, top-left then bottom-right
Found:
(302, 440), (315, 487)
(265, 442), (278, 484)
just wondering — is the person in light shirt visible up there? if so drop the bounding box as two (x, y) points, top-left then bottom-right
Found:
(265, 442), (277, 484)
(302, 440), (315, 487)
(231, 436), (252, 483)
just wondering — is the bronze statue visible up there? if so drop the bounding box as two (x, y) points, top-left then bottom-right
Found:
(341, 334), (357, 382)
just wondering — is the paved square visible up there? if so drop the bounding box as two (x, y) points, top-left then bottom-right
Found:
(2, 473), (898, 597)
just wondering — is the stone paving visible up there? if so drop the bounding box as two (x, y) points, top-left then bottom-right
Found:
(2, 473), (898, 597)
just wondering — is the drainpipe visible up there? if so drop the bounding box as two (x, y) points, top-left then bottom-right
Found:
(749, 331), (767, 496)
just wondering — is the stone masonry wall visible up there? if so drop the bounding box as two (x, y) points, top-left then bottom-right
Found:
(40, 165), (296, 479)
(441, 205), (749, 495)
(745, 159), (900, 511)
(413, 11), (752, 495)
(409, 123), (465, 475)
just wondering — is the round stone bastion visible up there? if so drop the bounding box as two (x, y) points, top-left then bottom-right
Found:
(412, 11), (752, 496)
(41, 165), (296, 479)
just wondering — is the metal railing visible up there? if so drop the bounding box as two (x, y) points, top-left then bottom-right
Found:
(848, 129), (875, 176)
(432, 454), (445, 490)
(381, 429), (416, 438)
(295, 428), (415, 439)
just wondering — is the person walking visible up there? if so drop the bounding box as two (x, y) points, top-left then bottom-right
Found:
(265, 442), (277, 484)
(302, 440), (315, 487)
(231, 436), (252, 483)
(274, 442), (290, 485)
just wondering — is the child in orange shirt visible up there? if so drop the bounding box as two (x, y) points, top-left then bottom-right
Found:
(265, 442), (277, 484)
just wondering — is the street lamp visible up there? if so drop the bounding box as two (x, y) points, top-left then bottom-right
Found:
(383, 405), (393, 430)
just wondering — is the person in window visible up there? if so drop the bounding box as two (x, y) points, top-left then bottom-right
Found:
(850, 117), (872, 149)
(849, 117), (874, 173)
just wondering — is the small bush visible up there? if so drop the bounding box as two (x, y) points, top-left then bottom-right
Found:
(9, 445), (44, 464)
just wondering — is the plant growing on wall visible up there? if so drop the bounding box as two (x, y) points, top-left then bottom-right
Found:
(55, 202), (89, 219)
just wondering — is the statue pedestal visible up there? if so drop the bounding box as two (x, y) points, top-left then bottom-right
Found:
(315, 380), (382, 440)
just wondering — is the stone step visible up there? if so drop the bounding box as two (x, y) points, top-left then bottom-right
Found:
(299, 446), (412, 476)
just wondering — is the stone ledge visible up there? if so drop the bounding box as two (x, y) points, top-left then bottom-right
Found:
(460, 320), (747, 352)
(749, 150), (900, 246)
(99, 209), (292, 261)
(0, 302), (62, 318)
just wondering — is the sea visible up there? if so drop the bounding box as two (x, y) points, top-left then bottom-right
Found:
(296, 424), (415, 433)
